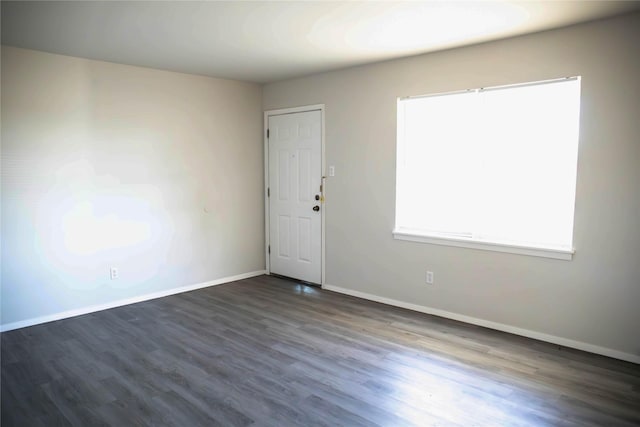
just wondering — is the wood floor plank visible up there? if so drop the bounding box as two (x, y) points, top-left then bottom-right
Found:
(2, 274), (639, 426)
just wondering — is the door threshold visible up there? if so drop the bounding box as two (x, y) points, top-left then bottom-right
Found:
(270, 273), (321, 288)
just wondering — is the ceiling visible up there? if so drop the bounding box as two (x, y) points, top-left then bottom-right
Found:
(2, 1), (639, 83)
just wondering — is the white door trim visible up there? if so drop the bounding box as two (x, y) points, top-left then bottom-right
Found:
(264, 104), (326, 285)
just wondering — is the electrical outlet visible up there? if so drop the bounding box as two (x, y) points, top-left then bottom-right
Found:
(110, 267), (119, 280)
(426, 271), (434, 285)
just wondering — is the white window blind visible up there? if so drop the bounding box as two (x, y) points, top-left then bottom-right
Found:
(394, 77), (581, 258)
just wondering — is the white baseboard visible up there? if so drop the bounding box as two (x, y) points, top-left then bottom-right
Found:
(0, 270), (267, 333)
(322, 283), (640, 365)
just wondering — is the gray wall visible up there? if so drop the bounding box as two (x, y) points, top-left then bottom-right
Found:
(263, 13), (640, 358)
(1, 46), (265, 326)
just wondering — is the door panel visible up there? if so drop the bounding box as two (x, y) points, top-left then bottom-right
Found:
(278, 150), (290, 201)
(298, 217), (312, 262)
(277, 215), (290, 258)
(298, 149), (311, 201)
(268, 110), (322, 284)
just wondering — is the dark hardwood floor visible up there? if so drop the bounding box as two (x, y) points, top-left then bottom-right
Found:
(2, 274), (639, 426)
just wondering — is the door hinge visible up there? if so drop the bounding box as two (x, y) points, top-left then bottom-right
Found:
(268, 245), (270, 254)
(267, 129), (270, 139)
(267, 187), (270, 197)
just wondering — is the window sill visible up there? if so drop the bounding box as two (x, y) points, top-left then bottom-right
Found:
(392, 229), (574, 260)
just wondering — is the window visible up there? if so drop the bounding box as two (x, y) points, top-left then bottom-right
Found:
(394, 77), (581, 260)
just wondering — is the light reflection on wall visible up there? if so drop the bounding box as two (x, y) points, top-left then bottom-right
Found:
(33, 160), (173, 290)
(60, 200), (153, 256)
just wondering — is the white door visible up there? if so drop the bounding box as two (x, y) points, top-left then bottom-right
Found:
(268, 110), (322, 284)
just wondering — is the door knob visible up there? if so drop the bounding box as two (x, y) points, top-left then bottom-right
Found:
(313, 205), (320, 212)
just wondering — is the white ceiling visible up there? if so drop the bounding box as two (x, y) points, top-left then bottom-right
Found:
(2, 1), (639, 83)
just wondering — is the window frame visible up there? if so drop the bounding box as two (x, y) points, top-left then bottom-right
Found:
(393, 77), (580, 261)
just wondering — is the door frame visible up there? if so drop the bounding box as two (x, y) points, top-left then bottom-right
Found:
(264, 104), (326, 285)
